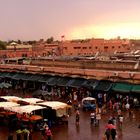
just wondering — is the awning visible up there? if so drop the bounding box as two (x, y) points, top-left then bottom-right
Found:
(56, 77), (73, 87)
(0, 102), (20, 110)
(9, 105), (46, 114)
(131, 85), (140, 93)
(0, 96), (22, 102)
(112, 82), (132, 93)
(4, 72), (16, 78)
(67, 78), (89, 88)
(18, 98), (43, 105)
(37, 101), (67, 110)
(46, 77), (59, 86)
(26, 75), (43, 81)
(0, 72), (8, 78)
(38, 75), (51, 83)
(86, 79), (99, 89)
(11, 73), (28, 80)
(94, 80), (113, 92)
(0, 82), (12, 88)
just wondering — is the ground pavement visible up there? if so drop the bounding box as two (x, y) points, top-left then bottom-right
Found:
(0, 108), (140, 140)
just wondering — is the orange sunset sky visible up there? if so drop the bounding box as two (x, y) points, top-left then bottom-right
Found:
(0, 0), (140, 40)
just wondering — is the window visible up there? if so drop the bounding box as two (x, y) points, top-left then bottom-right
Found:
(83, 47), (87, 49)
(118, 46), (121, 48)
(64, 47), (67, 50)
(112, 46), (115, 49)
(73, 47), (81, 49)
(95, 46), (98, 49)
(104, 46), (108, 49)
(89, 47), (92, 49)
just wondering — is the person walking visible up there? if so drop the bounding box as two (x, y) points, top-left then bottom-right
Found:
(45, 128), (53, 140)
(111, 128), (117, 140)
(75, 110), (80, 125)
(96, 113), (101, 126)
(90, 111), (95, 125)
(16, 129), (22, 140)
(105, 128), (111, 140)
(22, 128), (30, 140)
(119, 115), (124, 129)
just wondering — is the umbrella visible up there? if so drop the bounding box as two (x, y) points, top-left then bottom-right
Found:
(0, 82), (12, 89)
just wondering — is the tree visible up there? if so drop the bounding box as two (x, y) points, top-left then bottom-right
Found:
(17, 39), (22, 44)
(0, 40), (6, 50)
(46, 37), (54, 44)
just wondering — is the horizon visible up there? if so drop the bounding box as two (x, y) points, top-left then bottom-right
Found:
(0, 0), (140, 41)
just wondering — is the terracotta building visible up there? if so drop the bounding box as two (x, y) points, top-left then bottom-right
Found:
(0, 38), (135, 58)
(60, 38), (132, 56)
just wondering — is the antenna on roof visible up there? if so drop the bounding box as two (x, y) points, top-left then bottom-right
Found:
(134, 61), (139, 69)
(94, 52), (99, 58)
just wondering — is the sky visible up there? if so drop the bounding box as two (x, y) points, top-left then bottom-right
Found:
(0, 0), (140, 41)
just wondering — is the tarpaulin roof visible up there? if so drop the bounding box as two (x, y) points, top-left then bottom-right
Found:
(131, 84), (140, 93)
(95, 80), (113, 92)
(112, 82), (132, 93)
(9, 105), (46, 114)
(0, 96), (22, 102)
(19, 98), (43, 104)
(37, 101), (67, 110)
(0, 101), (20, 110)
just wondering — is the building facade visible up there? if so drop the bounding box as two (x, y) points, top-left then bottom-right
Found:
(0, 38), (134, 58)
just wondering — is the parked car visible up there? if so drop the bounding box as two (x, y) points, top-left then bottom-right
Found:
(82, 97), (96, 111)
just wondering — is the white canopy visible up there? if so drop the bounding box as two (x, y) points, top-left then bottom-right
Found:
(37, 101), (67, 110)
(82, 97), (96, 103)
(0, 102), (20, 110)
(9, 105), (46, 114)
(19, 98), (43, 104)
(0, 96), (22, 102)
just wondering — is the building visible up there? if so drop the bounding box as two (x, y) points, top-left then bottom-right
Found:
(60, 38), (132, 56)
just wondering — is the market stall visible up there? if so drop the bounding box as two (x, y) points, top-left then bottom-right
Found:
(17, 98), (43, 105)
(37, 101), (70, 125)
(0, 96), (22, 102)
(37, 101), (68, 117)
(0, 102), (20, 126)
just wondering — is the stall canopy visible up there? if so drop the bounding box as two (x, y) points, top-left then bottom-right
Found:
(0, 82), (12, 89)
(131, 84), (140, 93)
(18, 98), (43, 105)
(25, 74), (43, 82)
(0, 72), (8, 78)
(37, 101), (68, 117)
(67, 78), (89, 88)
(38, 75), (51, 83)
(12, 73), (29, 80)
(56, 77), (73, 87)
(85, 79), (99, 89)
(112, 82), (132, 93)
(4, 72), (16, 79)
(94, 80), (113, 92)
(9, 105), (46, 114)
(0, 102), (20, 110)
(46, 77), (59, 86)
(0, 96), (22, 102)
(37, 101), (67, 110)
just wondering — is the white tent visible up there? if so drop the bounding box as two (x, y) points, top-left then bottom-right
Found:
(0, 96), (22, 102)
(0, 102), (20, 110)
(18, 98), (43, 104)
(37, 101), (68, 117)
(9, 105), (46, 114)
(37, 101), (67, 110)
